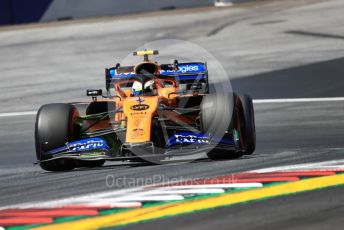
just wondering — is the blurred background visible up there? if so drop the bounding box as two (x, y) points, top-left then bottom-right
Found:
(0, 0), (217, 25)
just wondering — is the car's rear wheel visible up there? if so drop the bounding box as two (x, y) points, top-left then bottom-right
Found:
(35, 103), (80, 171)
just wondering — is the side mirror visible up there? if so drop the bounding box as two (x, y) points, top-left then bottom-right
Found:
(86, 89), (102, 97)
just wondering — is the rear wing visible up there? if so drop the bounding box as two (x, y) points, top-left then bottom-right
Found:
(105, 62), (209, 93)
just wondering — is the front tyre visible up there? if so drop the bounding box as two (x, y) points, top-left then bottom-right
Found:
(237, 94), (256, 155)
(200, 93), (239, 160)
(35, 103), (80, 171)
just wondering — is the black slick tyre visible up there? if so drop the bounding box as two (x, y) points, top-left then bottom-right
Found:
(35, 103), (79, 171)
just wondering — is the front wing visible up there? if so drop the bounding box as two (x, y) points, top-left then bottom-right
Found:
(36, 132), (239, 164)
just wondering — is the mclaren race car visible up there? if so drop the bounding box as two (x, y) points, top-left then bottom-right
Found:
(35, 50), (256, 171)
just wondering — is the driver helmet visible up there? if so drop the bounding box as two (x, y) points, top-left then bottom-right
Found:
(132, 80), (155, 96)
(132, 81), (143, 96)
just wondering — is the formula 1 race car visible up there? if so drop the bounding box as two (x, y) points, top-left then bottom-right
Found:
(35, 50), (256, 171)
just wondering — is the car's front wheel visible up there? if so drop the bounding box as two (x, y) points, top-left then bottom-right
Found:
(35, 103), (80, 171)
(201, 93), (256, 160)
(237, 94), (256, 155)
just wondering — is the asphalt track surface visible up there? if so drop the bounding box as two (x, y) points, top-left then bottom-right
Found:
(0, 0), (343, 229)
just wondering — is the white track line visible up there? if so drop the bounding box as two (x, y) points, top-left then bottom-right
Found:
(147, 188), (225, 194)
(63, 202), (142, 208)
(253, 97), (344, 103)
(0, 187), (145, 210)
(75, 195), (185, 203)
(0, 111), (36, 117)
(251, 159), (344, 173)
(163, 183), (263, 189)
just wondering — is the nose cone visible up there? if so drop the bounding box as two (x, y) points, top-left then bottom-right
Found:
(123, 96), (159, 143)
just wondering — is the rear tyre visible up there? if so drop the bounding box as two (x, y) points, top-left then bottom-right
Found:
(35, 103), (80, 171)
